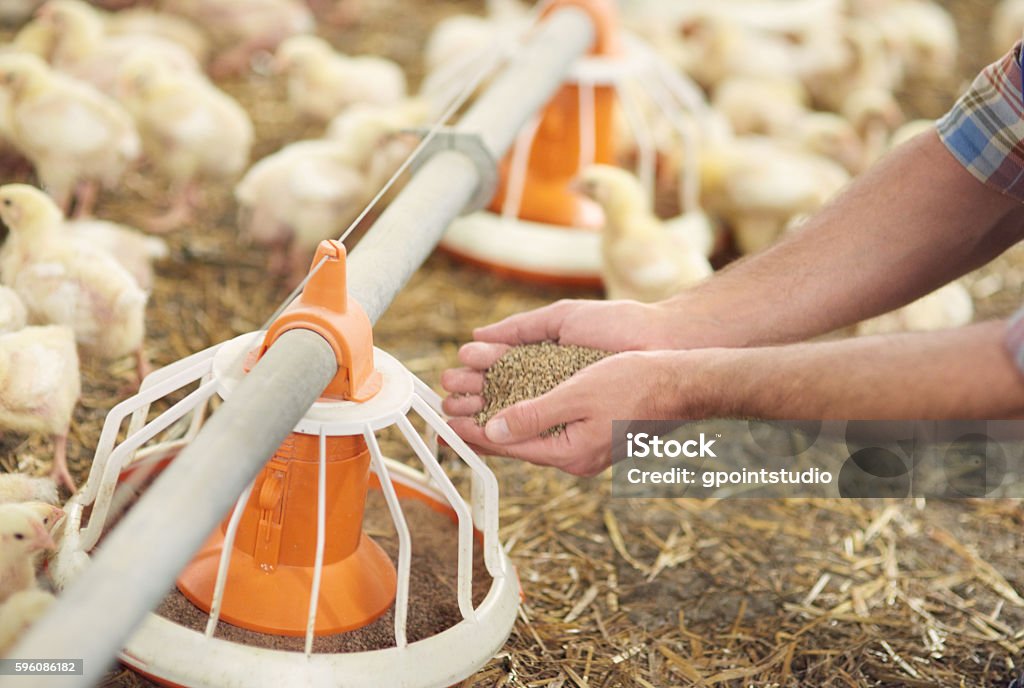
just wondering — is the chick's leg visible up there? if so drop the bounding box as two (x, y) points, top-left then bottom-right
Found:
(146, 181), (198, 234)
(135, 346), (152, 388)
(72, 181), (99, 218)
(50, 434), (76, 493)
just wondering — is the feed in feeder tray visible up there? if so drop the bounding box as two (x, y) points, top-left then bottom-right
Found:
(50, 240), (519, 688)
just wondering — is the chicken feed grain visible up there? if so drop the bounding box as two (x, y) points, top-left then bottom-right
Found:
(475, 342), (610, 435)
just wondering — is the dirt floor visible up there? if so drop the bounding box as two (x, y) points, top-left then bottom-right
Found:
(4, 0), (1024, 686)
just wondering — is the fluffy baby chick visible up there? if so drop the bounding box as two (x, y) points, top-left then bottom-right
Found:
(842, 86), (905, 170)
(0, 287), (27, 336)
(160, 0), (315, 76)
(0, 53), (140, 216)
(0, 185), (148, 388)
(0, 502), (57, 604)
(855, 281), (973, 336)
(0, 326), (80, 491)
(787, 111), (865, 175)
(576, 165), (713, 302)
(105, 8), (210, 64)
(325, 97), (428, 187)
(15, 502), (63, 540)
(33, 0), (199, 96)
(0, 474), (57, 506)
(700, 136), (851, 254)
(65, 219), (167, 291)
(711, 75), (810, 137)
(275, 35), (407, 123)
(0, 588), (54, 655)
(117, 57), (252, 232)
(869, 0), (957, 82)
(235, 140), (368, 283)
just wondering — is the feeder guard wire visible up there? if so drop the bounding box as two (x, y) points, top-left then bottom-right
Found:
(8, 6), (597, 686)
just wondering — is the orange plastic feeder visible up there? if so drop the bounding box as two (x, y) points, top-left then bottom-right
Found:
(177, 241), (396, 635)
(487, 0), (621, 228)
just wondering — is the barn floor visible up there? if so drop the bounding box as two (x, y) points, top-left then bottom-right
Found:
(3, 0), (1024, 686)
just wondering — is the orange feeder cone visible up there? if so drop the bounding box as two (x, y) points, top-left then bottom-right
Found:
(177, 241), (395, 636)
(487, 0), (621, 228)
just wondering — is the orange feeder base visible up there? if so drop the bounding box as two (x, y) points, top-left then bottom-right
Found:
(178, 529), (395, 636)
(177, 433), (398, 636)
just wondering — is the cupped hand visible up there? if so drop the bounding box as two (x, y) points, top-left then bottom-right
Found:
(441, 298), (681, 418)
(444, 350), (710, 476)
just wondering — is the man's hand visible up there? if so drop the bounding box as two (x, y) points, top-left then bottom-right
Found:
(474, 298), (684, 351)
(441, 299), (689, 427)
(444, 350), (709, 476)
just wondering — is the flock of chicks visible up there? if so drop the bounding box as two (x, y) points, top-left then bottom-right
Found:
(0, 472), (64, 654)
(0, 0), (433, 496)
(0, 0), (1015, 661)
(561, 0), (1001, 334)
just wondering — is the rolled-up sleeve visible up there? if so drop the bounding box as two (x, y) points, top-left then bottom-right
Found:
(937, 42), (1024, 203)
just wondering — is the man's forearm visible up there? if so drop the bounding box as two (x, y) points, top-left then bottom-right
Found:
(686, 320), (1024, 419)
(662, 132), (1024, 349)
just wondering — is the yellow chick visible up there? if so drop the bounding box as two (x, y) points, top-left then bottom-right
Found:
(0, 327), (80, 492)
(0, 53), (140, 216)
(235, 140), (368, 284)
(841, 86), (906, 170)
(160, 0), (314, 77)
(105, 8), (210, 64)
(326, 97), (428, 187)
(0, 287), (27, 336)
(0, 185), (148, 386)
(855, 281), (974, 337)
(0, 588), (55, 655)
(275, 35), (407, 123)
(711, 75), (810, 137)
(0, 499), (59, 603)
(64, 219), (168, 292)
(868, 0), (958, 82)
(0, 474), (57, 506)
(33, 0), (199, 96)
(700, 136), (851, 254)
(117, 57), (253, 232)
(576, 164), (713, 302)
(783, 111), (866, 175)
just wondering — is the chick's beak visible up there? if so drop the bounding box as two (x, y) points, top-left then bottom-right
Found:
(31, 520), (56, 552)
(44, 506), (65, 533)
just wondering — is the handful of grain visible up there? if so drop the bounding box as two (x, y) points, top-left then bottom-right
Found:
(475, 342), (610, 435)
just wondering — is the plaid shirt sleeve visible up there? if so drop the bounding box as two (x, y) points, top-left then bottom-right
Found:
(936, 43), (1024, 378)
(936, 42), (1024, 202)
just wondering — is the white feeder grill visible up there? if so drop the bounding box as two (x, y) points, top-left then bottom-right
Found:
(51, 332), (519, 688)
(439, 32), (717, 282)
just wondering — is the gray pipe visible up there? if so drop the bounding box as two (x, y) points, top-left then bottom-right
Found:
(8, 6), (595, 686)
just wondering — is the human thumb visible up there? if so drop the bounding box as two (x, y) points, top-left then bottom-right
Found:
(484, 391), (576, 444)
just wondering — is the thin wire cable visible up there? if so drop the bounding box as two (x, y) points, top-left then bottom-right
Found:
(336, 0), (551, 247)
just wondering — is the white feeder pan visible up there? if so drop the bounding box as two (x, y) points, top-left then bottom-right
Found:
(52, 333), (520, 688)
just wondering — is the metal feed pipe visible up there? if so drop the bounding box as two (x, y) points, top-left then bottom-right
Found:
(8, 6), (596, 687)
